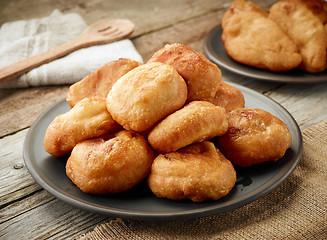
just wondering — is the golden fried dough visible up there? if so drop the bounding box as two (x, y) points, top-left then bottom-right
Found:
(216, 108), (292, 167)
(231, 0), (268, 15)
(148, 101), (228, 153)
(106, 62), (187, 132)
(66, 58), (141, 108)
(282, 0), (327, 24)
(148, 43), (221, 103)
(210, 81), (245, 112)
(269, 1), (327, 73)
(148, 141), (236, 202)
(222, 0), (268, 28)
(66, 130), (157, 194)
(221, 8), (302, 72)
(44, 97), (121, 157)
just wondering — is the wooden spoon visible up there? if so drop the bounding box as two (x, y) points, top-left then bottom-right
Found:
(0, 18), (135, 83)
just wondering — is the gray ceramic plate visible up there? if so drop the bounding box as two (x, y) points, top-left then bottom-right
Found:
(204, 25), (327, 83)
(23, 83), (302, 220)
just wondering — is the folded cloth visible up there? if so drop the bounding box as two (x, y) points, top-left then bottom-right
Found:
(77, 119), (327, 240)
(0, 10), (143, 89)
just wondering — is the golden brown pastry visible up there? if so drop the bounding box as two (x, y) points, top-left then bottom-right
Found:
(148, 101), (228, 153)
(148, 43), (222, 103)
(148, 141), (236, 202)
(210, 81), (245, 112)
(281, 0), (327, 24)
(106, 62), (187, 132)
(221, 3), (302, 72)
(269, 1), (327, 73)
(66, 130), (157, 194)
(66, 58), (141, 108)
(222, 0), (268, 28)
(44, 97), (121, 157)
(216, 108), (292, 167)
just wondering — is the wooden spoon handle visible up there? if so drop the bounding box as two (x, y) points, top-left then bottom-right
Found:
(0, 37), (88, 83)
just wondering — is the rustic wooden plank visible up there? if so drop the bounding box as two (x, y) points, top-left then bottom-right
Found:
(0, 129), (41, 208)
(0, 86), (68, 137)
(0, 192), (109, 240)
(0, 0), (228, 35)
(0, 0), (276, 27)
(1, 189), (51, 224)
(265, 83), (327, 130)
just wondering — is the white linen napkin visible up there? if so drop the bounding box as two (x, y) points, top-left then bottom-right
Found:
(0, 10), (143, 88)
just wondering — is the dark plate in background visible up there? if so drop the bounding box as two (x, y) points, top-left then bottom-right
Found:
(23, 83), (302, 220)
(204, 25), (327, 83)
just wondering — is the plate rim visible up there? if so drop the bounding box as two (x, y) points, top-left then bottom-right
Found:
(23, 83), (303, 220)
(203, 25), (327, 84)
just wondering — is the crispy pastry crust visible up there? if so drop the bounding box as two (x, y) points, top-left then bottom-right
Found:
(44, 97), (121, 157)
(106, 62), (187, 132)
(281, 0), (327, 24)
(66, 58), (141, 108)
(148, 101), (228, 153)
(66, 130), (157, 194)
(148, 141), (236, 202)
(221, 4), (302, 72)
(210, 81), (245, 112)
(148, 43), (222, 103)
(221, 0), (268, 28)
(269, 1), (327, 73)
(216, 108), (292, 167)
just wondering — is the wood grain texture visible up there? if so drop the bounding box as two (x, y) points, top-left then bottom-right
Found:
(0, 0), (228, 31)
(1, 192), (109, 239)
(265, 83), (327, 130)
(0, 129), (38, 208)
(0, 86), (68, 138)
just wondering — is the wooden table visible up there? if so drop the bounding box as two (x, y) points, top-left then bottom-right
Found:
(1, 0), (327, 239)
